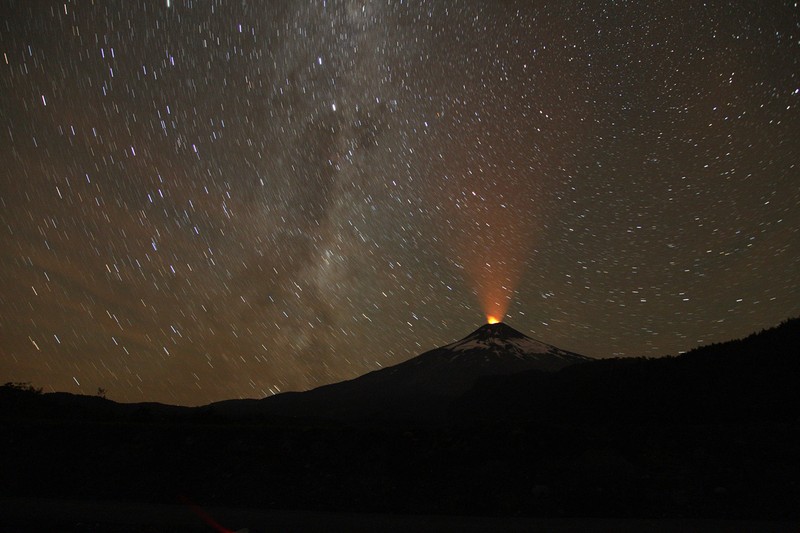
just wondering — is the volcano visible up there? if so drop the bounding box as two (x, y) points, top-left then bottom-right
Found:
(214, 322), (592, 422)
(374, 321), (592, 396)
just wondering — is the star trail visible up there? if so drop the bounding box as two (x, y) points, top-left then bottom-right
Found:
(1, 1), (798, 405)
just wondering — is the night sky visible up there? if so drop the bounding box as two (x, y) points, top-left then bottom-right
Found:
(2, 1), (798, 405)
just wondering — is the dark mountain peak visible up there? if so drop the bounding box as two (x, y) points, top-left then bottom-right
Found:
(462, 321), (528, 341)
(442, 321), (589, 365)
(227, 321), (593, 422)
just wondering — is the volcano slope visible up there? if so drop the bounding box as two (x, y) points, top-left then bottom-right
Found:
(210, 322), (592, 422)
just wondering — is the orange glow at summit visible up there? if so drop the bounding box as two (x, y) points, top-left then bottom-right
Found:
(435, 158), (537, 328)
(475, 271), (517, 325)
(455, 207), (530, 327)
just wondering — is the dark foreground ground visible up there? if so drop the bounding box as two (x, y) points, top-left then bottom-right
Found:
(2, 499), (798, 533)
(3, 416), (799, 519)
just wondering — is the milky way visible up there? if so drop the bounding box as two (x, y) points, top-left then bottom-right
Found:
(2, 1), (798, 405)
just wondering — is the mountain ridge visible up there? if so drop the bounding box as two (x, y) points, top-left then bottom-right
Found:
(211, 321), (592, 421)
(2, 319), (798, 519)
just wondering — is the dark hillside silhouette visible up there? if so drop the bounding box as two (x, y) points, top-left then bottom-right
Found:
(1, 318), (798, 521)
(453, 317), (800, 426)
